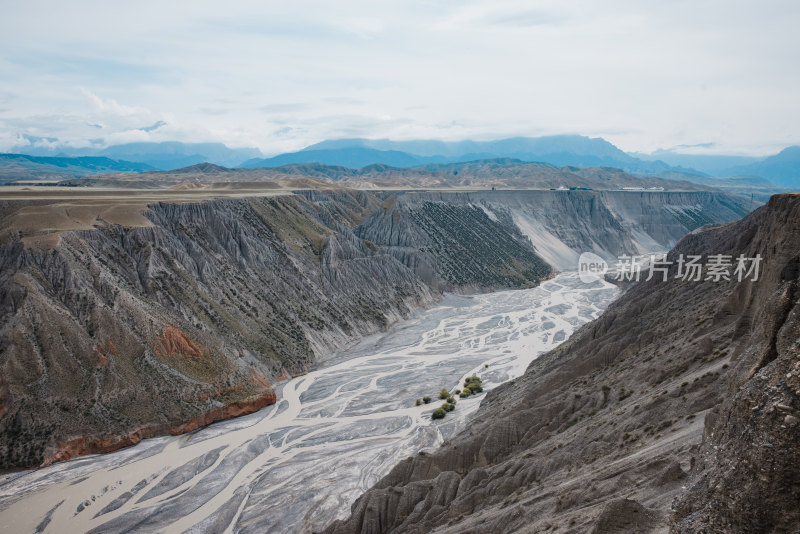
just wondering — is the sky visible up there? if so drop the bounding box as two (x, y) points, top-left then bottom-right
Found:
(1, 0), (799, 156)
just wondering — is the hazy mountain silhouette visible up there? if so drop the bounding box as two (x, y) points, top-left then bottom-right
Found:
(244, 135), (674, 173)
(633, 150), (761, 176)
(10, 141), (262, 170)
(0, 153), (155, 184)
(242, 147), (434, 169)
(8, 137), (800, 190)
(722, 146), (800, 187)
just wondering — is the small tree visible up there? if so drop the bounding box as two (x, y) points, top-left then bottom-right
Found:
(464, 376), (483, 393)
(465, 375), (481, 386)
(432, 408), (446, 420)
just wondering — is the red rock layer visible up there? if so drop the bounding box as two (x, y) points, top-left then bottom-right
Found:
(153, 326), (205, 360)
(40, 391), (277, 467)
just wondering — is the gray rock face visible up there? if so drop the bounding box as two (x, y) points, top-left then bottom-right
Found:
(322, 194), (799, 534)
(354, 193), (551, 290)
(358, 190), (749, 273)
(0, 192), (438, 468)
(0, 189), (747, 469)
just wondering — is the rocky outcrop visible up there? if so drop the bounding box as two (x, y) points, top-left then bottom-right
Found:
(322, 194), (799, 534)
(153, 326), (206, 360)
(671, 194), (800, 532)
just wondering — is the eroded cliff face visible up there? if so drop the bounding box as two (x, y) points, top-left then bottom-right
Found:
(354, 193), (551, 291)
(0, 192), (442, 468)
(0, 189), (748, 469)
(671, 194), (800, 532)
(357, 190), (749, 274)
(322, 194), (799, 534)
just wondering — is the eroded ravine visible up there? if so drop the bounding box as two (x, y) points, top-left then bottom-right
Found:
(0, 273), (617, 533)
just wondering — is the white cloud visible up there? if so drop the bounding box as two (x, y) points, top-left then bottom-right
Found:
(335, 16), (387, 39)
(0, 0), (798, 155)
(103, 129), (153, 145)
(81, 88), (149, 117)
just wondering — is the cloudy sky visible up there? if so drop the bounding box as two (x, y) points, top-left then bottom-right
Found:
(1, 0), (798, 156)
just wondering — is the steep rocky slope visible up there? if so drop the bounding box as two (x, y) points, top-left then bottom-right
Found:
(0, 188), (748, 470)
(357, 190), (749, 272)
(0, 191), (431, 468)
(0, 190), (550, 469)
(323, 194), (799, 533)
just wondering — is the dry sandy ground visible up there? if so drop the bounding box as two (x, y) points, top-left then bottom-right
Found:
(0, 184), (296, 249)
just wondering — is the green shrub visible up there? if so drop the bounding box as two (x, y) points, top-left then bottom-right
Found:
(446, 396), (456, 404)
(454, 389), (461, 395)
(484, 364), (489, 368)
(442, 402), (454, 412)
(464, 376), (483, 392)
(439, 389), (450, 399)
(460, 389), (472, 398)
(432, 408), (447, 420)
(415, 398), (422, 406)
(422, 396), (432, 404)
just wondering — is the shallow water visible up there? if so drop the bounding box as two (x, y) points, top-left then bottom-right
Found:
(0, 273), (617, 533)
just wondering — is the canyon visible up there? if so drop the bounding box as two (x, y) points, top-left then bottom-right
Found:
(0, 186), (747, 470)
(3, 2), (797, 532)
(0, 272), (616, 533)
(324, 193), (800, 533)
(0, 177), (772, 534)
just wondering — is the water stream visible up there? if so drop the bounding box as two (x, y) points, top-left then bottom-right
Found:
(0, 273), (617, 533)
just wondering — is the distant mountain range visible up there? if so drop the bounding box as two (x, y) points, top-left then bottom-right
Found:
(3, 136), (799, 190)
(631, 150), (761, 176)
(246, 147), (430, 169)
(304, 135), (635, 160)
(64, 158), (723, 197)
(241, 135), (676, 174)
(720, 146), (800, 187)
(241, 135), (800, 189)
(0, 153), (155, 184)
(8, 141), (262, 170)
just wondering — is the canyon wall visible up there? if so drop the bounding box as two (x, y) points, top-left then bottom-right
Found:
(323, 194), (799, 533)
(0, 192), (436, 467)
(357, 190), (749, 273)
(0, 189), (748, 468)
